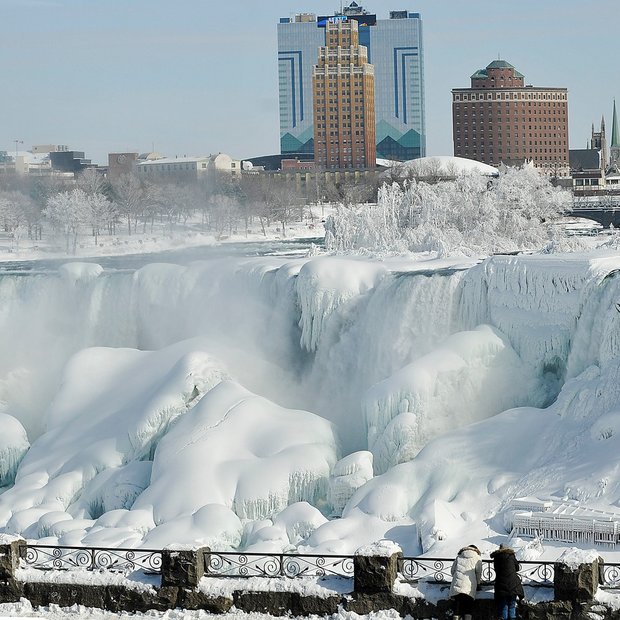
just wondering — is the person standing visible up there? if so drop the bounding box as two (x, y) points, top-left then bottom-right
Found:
(450, 544), (482, 620)
(491, 544), (524, 620)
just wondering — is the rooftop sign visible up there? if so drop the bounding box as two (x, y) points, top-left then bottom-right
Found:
(317, 14), (377, 27)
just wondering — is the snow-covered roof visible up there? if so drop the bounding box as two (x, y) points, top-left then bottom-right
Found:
(11, 150), (50, 164)
(135, 156), (208, 166)
(382, 156), (498, 179)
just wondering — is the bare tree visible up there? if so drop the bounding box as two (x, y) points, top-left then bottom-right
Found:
(77, 168), (107, 196)
(110, 173), (144, 235)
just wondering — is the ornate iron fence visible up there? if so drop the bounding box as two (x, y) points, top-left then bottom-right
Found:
(204, 551), (354, 578)
(400, 558), (555, 586)
(601, 563), (620, 588)
(18, 544), (620, 589)
(22, 545), (162, 574)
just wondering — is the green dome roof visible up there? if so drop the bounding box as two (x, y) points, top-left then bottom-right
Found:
(471, 60), (524, 80)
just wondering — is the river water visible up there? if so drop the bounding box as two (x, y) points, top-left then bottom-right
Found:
(0, 237), (323, 274)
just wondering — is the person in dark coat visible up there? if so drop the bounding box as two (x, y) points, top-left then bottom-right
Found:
(491, 544), (524, 620)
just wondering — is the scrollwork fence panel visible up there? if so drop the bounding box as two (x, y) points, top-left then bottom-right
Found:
(601, 564), (620, 588)
(22, 545), (162, 574)
(400, 558), (555, 587)
(204, 552), (354, 578)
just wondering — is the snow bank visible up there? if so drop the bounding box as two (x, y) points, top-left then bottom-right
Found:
(13, 567), (158, 592)
(557, 548), (601, 569)
(355, 540), (402, 557)
(365, 324), (542, 473)
(328, 452), (374, 517)
(198, 574), (352, 598)
(135, 380), (338, 525)
(0, 339), (229, 540)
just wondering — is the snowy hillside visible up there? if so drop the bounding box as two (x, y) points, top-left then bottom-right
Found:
(2, 251), (620, 558)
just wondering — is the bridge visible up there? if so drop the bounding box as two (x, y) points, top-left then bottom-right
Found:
(569, 195), (620, 227)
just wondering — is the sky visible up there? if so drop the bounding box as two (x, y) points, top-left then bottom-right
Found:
(1, 0), (618, 165)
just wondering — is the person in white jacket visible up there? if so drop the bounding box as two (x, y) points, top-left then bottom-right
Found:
(449, 544), (482, 620)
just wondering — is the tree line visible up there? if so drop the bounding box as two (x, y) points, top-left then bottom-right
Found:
(0, 168), (382, 254)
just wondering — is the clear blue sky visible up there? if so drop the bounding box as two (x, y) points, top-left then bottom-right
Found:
(1, 0), (617, 165)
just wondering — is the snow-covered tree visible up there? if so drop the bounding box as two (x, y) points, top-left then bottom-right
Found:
(84, 192), (115, 245)
(325, 165), (574, 257)
(110, 173), (145, 236)
(44, 189), (86, 254)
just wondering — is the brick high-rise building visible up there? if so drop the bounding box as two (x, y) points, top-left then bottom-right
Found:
(313, 19), (376, 169)
(278, 4), (425, 162)
(452, 60), (569, 175)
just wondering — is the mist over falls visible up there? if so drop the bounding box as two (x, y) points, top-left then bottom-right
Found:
(1, 252), (620, 552)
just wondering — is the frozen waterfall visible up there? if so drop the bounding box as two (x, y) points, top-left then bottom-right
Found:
(2, 251), (620, 553)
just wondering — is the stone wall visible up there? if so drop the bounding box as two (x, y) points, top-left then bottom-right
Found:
(0, 541), (617, 619)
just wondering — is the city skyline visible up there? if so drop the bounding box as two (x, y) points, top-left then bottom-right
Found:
(1, 0), (618, 165)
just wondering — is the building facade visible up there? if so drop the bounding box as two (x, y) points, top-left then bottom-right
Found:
(134, 153), (241, 183)
(313, 19), (376, 169)
(569, 101), (620, 193)
(278, 3), (425, 162)
(452, 60), (569, 175)
(108, 153), (139, 180)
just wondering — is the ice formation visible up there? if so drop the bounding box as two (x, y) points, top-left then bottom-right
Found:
(1, 250), (620, 556)
(0, 414), (29, 488)
(133, 380), (338, 523)
(328, 452), (374, 517)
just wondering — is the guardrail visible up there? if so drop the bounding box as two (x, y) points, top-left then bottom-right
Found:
(399, 557), (554, 587)
(22, 544), (162, 574)
(19, 544), (620, 589)
(204, 551), (354, 578)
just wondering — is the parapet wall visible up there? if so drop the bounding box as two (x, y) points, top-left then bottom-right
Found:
(0, 541), (616, 619)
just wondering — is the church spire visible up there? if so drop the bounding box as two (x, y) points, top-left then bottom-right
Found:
(612, 99), (620, 148)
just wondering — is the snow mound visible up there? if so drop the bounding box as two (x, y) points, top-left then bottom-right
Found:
(58, 262), (104, 285)
(365, 324), (542, 474)
(356, 539), (402, 557)
(328, 452), (374, 517)
(142, 504), (243, 549)
(385, 155), (499, 178)
(134, 380), (338, 524)
(0, 339), (229, 537)
(558, 548), (601, 568)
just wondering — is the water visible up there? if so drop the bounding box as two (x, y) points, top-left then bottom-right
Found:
(0, 237), (324, 274)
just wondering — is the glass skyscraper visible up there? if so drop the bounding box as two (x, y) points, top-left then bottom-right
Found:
(277, 3), (425, 162)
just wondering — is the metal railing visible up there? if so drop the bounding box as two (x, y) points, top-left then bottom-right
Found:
(204, 551), (354, 578)
(22, 544), (162, 574)
(399, 557), (555, 587)
(18, 544), (620, 589)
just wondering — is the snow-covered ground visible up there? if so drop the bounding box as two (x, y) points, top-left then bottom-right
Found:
(4, 208), (620, 564)
(0, 207), (329, 264)
(0, 604), (408, 620)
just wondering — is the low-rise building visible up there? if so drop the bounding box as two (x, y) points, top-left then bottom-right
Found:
(108, 152), (139, 180)
(134, 153), (241, 182)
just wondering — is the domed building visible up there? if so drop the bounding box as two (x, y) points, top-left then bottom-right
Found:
(380, 155), (498, 182)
